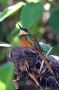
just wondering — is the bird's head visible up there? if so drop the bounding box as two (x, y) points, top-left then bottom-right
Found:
(18, 24), (30, 38)
(18, 24), (34, 48)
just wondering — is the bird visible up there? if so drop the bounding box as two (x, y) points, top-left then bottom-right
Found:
(9, 25), (41, 88)
(18, 24), (54, 75)
(18, 24), (44, 53)
(9, 25), (55, 89)
(18, 24), (34, 49)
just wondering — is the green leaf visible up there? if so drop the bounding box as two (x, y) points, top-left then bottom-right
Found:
(0, 41), (12, 47)
(0, 2), (25, 22)
(51, 45), (59, 55)
(9, 26), (20, 46)
(26, 0), (39, 3)
(30, 26), (44, 38)
(10, 35), (19, 45)
(0, 48), (8, 61)
(0, 0), (8, 3)
(0, 62), (14, 90)
(39, 42), (52, 54)
(20, 2), (44, 29)
(49, 10), (59, 34)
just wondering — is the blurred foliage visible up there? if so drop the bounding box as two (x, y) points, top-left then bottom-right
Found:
(20, 2), (44, 29)
(39, 42), (52, 55)
(49, 9), (59, 34)
(0, 2), (25, 22)
(0, 0), (59, 63)
(0, 48), (8, 62)
(0, 0), (8, 3)
(0, 62), (14, 90)
(0, 0), (59, 90)
(51, 45), (59, 55)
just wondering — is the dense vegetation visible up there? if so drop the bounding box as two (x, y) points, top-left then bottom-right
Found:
(0, 0), (59, 90)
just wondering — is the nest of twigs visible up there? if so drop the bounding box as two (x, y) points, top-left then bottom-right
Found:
(9, 46), (59, 90)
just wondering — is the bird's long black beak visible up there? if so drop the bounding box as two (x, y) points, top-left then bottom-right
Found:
(18, 24), (29, 37)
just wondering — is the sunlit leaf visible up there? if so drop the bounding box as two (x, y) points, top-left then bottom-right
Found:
(10, 35), (19, 45)
(0, 62), (14, 90)
(39, 42), (53, 54)
(0, 2), (25, 22)
(0, 42), (11, 61)
(26, 0), (39, 3)
(0, 41), (12, 47)
(49, 10), (59, 34)
(0, 44), (11, 47)
(20, 2), (44, 29)
(0, 81), (6, 90)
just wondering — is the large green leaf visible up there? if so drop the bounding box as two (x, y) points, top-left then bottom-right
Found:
(49, 10), (59, 34)
(0, 2), (25, 22)
(20, 2), (44, 29)
(51, 45), (59, 55)
(0, 62), (14, 90)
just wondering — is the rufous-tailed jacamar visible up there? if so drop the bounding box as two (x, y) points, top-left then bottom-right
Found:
(18, 24), (54, 76)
